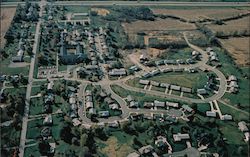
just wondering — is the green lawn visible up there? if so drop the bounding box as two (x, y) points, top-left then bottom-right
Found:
(26, 118), (43, 139)
(31, 86), (41, 96)
(148, 72), (208, 89)
(0, 126), (21, 147)
(215, 47), (250, 109)
(111, 84), (189, 105)
(4, 87), (26, 96)
(29, 97), (44, 115)
(58, 64), (67, 72)
(159, 47), (193, 60)
(219, 102), (249, 122)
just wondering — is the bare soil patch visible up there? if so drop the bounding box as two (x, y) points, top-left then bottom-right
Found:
(153, 8), (250, 21)
(91, 8), (110, 16)
(207, 16), (250, 34)
(219, 37), (250, 66)
(0, 7), (16, 48)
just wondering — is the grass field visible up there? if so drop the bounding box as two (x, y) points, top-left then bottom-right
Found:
(148, 72), (208, 89)
(0, 7), (16, 48)
(152, 8), (249, 21)
(207, 16), (249, 34)
(219, 37), (249, 66)
(123, 18), (196, 34)
(219, 102), (249, 121)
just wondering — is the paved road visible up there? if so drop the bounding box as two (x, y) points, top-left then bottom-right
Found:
(1, 1), (249, 7)
(18, 1), (45, 157)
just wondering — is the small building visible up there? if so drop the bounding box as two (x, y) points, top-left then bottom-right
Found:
(173, 133), (190, 142)
(69, 97), (76, 104)
(155, 136), (167, 148)
(181, 87), (192, 93)
(138, 145), (154, 155)
(98, 111), (110, 117)
(139, 79), (150, 85)
(160, 83), (170, 88)
(142, 72), (151, 78)
(155, 60), (164, 66)
(197, 88), (207, 95)
(144, 102), (154, 108)
(129, 101), (139, 108)
(150, 81), (160, 87)
(166, 102), (179, 108)
(129, 65), (140, 72)
(127, 152), (140, 157)
(109, 68), (126, 76)
(85, 90), (92, 96)
(174, 68), (184, 72)
(140, 54), (148, 62)
(170, 85), (181, 91)
(206, 111), (216, 117)
(221, 114), (233, 121)
(182, 105), (193, 112)
(86, 101), (94, 109)
(154, 100), (165, 108)
(88, 108), (96, 115)
(85, 95), (93, 102)
(228, 75), (237, 82)
(47, 81), (54, 90)
(238, 121), (248, 132)
(244, 132), (249, 142)
(43, 114), (52, 125)
(127, 95), (133, 102)
(150, 69), (160, 76)
(160, 68), (173, 73)
(109, 103), (119, 110)
(108, 121), (119, 128)
(228, 81), (238, 88)
(164, 60), (176, 65)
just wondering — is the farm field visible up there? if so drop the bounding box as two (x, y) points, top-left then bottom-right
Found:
(0, 7), (16, 48)
(207, 16), (250, 34)
(152, 8), (250, 21)
(218, 37), (250, 66)
(122, 18), (196, 34)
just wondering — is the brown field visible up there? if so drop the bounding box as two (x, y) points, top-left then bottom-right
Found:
(153, 8), (250, 21)
(219, 37), (250, 66)
(122, 18), (196, 34)
(91, 8), (110, 16)
(207, 16), (250, 34)
(0, 7), (16, 48)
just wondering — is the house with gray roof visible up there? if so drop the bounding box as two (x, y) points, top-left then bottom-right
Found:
(170, 85), (181, 91)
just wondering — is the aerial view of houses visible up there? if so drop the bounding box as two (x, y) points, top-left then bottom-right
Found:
(0, 0), (249, 157)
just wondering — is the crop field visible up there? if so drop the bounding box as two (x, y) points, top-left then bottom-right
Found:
(122, 18), (196, 34)
(207, 16), (250, 34)
(219, 37), (250, 66)
(152, 8), (250, 21)
(0, 7), (16, 48)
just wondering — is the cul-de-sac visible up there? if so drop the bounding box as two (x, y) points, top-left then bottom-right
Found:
(0, 1), (249, 157)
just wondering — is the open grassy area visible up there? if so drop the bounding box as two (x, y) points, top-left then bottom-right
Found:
(111, 84), (188, 106)
(1, 126), (21, 147)
(31, 86), (41, 96)
(219, 102), (249, 122)
(159, 47), (193, 60)
(30, 97), (44, 115)
(214, 46), (250, 109)
(149, 72), (208, 89)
